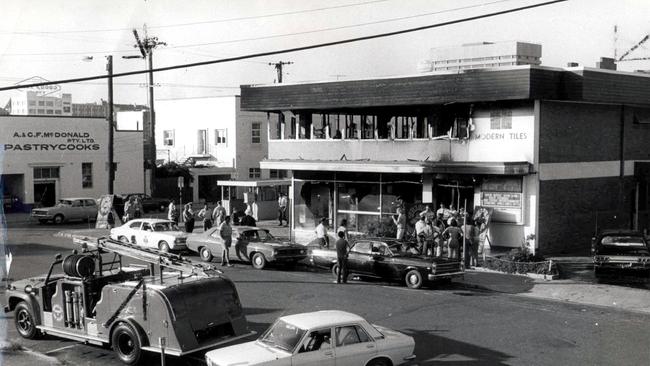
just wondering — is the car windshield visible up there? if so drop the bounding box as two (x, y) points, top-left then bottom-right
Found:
(153, 222), (180, 232)
(56, 200), (73, 206)
(259, 319), (306, 353)
(243, 230), (274, 242)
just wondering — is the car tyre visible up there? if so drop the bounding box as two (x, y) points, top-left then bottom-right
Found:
(331, 263), (340, 278)
(53, 214), (64, 225)
(251, 252), (267, 270)
(200, 247), (213, 262)
(159, 241), (170, 253)
(405, 269), (423, 289)
(15, 302), (40, 339)
(111, 322), (142, 365)
(366, 358), (391, 366)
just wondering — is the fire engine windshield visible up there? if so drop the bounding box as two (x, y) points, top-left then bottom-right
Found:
(259, 319), (306, 353)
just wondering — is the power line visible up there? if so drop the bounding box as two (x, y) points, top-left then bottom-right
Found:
(0, 0), (392, 35)
(0, 0), (521, 57)
(0, 0), (567, 92)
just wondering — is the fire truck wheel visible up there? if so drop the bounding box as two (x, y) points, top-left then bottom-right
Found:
(15, 302), (40, 339)
(158, 241), (170, 253)
(200, 247), (213, 262)
(251, 253), (267, 270)
(111, 322), (142, 365)
(405, 270), (423, 289)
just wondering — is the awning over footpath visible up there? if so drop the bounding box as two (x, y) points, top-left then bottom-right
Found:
(216, 178), (292, 187)
(259, 159), (531, 175)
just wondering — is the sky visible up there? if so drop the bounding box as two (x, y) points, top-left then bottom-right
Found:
(0, 0), (649, 106)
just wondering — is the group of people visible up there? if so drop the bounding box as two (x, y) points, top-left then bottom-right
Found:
(122, 195), (144, 223)
(393, 203), (481, 266)
(166, 200), (257, 234)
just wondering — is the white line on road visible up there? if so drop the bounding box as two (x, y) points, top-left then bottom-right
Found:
(44, 343), (80, 354)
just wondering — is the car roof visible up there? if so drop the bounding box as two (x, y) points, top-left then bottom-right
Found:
(280, 310), (365, 329)
(129, 218), (174, 224)
(60, 197), (97, 201)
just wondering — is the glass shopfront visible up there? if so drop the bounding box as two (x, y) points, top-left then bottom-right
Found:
(293, 173), (422, 236)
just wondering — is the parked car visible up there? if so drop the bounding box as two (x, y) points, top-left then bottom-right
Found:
(123, 193), (170, 213)
(205, 310), (416, 366)
(310, 237), (464, 289)
(592, 230), (650, 278)
(186, 226), (307, 269)
(32, 197), (98, 224)
(4, 238), (251, 365)
(109, 218), (187, 252)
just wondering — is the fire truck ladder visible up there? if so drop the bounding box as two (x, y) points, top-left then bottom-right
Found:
(73, 236), (223, 278)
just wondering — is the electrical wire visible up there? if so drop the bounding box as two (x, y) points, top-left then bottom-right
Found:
(0, 0), (567, 92)
(0, 0), (392, 35)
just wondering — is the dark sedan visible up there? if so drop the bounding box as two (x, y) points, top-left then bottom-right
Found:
(592, 230), (650, 278)
(124, 193), (170, 212)
(309, 238), (464, 289)
(186, 226), (308, 269)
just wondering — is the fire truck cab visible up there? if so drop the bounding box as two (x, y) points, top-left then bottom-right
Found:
(4, 237), (251, 364)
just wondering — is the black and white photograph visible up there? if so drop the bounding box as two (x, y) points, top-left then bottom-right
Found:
(1, 0), (650, 365)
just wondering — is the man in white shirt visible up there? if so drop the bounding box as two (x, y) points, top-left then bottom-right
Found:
(315, 218), (330, 248)
(278, 192), (288, 226)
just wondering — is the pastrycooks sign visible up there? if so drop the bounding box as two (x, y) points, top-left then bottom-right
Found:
(4, 130), (100, 151)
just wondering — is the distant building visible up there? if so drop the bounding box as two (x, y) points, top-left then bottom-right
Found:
(418, 41), (542, 73)
(71, 101), (149, 118)
(6, 91), (72, 116)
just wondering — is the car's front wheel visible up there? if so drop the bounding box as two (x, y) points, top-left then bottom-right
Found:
(15, 302), (40, 339)
(53, 214), (64, 225)
(200, 246), (213, 262)
(251, 252), (267, 269)
(111, 322), (142, 365)
(366, 357), (391, 366)
(159, 241), (170, 253)
(405, 269), (423, 289)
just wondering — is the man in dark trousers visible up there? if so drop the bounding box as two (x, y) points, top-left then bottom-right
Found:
(335, 231), (349, 284)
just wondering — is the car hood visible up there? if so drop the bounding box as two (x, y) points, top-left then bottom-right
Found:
(205, 340), (291, 365)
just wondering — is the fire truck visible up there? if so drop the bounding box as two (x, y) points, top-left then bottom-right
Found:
(4, 236), (253, 364)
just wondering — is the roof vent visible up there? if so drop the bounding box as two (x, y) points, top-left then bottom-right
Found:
(596, 57), (616, 70)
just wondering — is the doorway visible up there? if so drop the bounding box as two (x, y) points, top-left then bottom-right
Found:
(34, 181), (56, 207)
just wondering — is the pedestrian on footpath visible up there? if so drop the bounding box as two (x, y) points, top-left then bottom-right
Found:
(414, 215), (427, 254)
(123, 196), (135, 223)
(134, 196), (143, 218)
(278, 192), (288, 226)
(316, 218), (330, 248)
(335, 231), (350, 284)
(337, 219), (349, 241)
(392, 207), (406, 240)
(464, 218), (479, 267)
(183, 203), (195, 233)
(219, 216), (233, 267)
(212, 201), (226, 228)
(443, 219), (463, 260)
(198, 203), (212, 231)
(168, 201), (179, 224)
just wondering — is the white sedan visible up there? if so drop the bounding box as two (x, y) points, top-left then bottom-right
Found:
(109, 218), (187, 252)
(205, 310), (416, 366)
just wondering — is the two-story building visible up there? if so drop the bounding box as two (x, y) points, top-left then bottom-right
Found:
(154, 95), (287, 218)
(240, 65), (650, 254)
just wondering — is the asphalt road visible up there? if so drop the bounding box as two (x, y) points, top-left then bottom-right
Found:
(2, 220), (650, 366)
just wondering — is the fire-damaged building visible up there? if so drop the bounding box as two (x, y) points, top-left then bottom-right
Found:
(240, 65), (650, 255)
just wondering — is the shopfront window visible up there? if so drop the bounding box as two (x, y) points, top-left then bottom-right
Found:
(294, 181), (333, 229)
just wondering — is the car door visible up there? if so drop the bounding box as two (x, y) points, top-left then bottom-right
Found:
(207, 229), (226, 260)
(140, 222), (155, 248)
(84, 199), (98, 221)
(127, 221), (142, 244)
(233, 229), (252, 262)
(334, 324), (377, 365)
(292, 327), (335, 366)
(371, 242), (395, 280)
(70, 199), (84, 220)
(347, 241), (374, 276)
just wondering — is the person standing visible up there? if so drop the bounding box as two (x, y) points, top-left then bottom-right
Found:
(422, 219), (435, 257)
(198, 203), (212, 231)
(219, 216), (233, 267)
(464, 218), (479, 267)
(183, 203), (195, 233)
(277, 192), (288, 226)
(443, 219), (463, 260)
(337, 219), (349, 241)
(134, 196), (143, 218)
(414, 215), (427, 254)
(335, 231), (350, 284)
(168, 201), (179, 224)
(123, 196), (135, 223)
(315, 218), (330, 248)
(240, 208), (257, 226)
(392, 207), (406, 240)
(212, 201), (227, 228)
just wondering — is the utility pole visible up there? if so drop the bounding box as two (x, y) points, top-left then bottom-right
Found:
(268, 61), (293, 83)
(129, 24), (166, 194)
(106, 55), (114, 194)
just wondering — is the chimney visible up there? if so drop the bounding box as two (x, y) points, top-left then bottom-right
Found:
(596, 57), (616, 70)
(567, 62), (579, 67)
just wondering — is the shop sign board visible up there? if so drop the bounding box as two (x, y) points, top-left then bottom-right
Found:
(15, 76), (61, 96)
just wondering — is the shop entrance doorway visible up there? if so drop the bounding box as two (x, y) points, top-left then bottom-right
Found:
(435, 180), (475, 214)
(34, 181), (56, 207)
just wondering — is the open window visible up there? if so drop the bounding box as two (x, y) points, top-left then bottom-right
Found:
(297, 328), (332, 353)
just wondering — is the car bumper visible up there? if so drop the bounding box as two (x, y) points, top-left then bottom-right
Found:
(271, 254), (307, 262)
(428, 271), (464, 281)
(31, 213), (53, 219)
